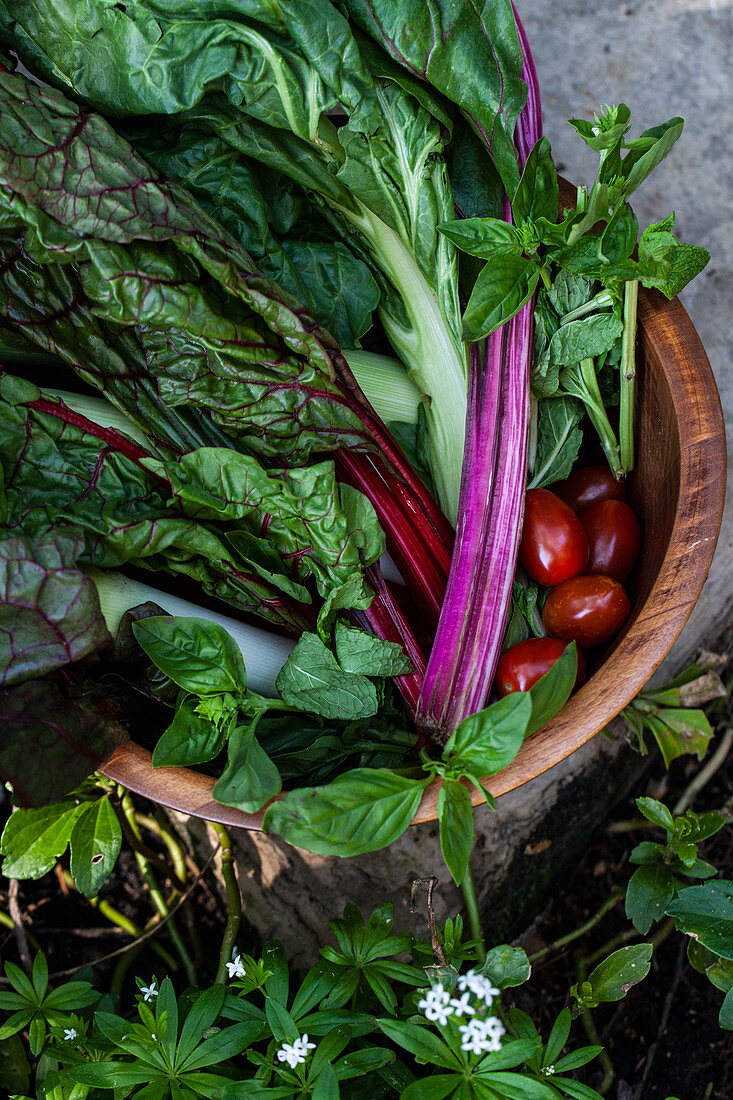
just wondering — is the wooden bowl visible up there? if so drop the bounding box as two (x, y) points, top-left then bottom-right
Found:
(100, 288), (726, 830)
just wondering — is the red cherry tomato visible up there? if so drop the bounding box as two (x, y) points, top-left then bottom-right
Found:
(519, 489), (589, 586)
(543, 575), (631, 648)
(495, 637), (586, 697)
(550, 466), (626, 514)
(580, 500), (641, 581)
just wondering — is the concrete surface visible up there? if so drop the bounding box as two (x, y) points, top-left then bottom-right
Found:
(522, 0), (732, 660)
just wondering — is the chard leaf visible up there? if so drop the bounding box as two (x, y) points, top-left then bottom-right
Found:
(0, 801), (85, 880)
(0, 529), (111, 688)
(0, 679), (126, 807)
(342, 0), (526, 192)
(334, 622), (412, 677)
(528, 396), (584, 490)
(69, 795), (122, 898)
(132, 616), (247, 697)
(263, 768), (428, 856)
(212, 723), (282, 813)
(276, 633), (378, 721)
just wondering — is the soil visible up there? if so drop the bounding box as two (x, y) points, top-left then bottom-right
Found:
(2, 696), (732, 1099)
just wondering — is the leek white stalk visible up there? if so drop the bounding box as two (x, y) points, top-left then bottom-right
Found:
(90, 570), (294, 697)
(343, 350), (421, 425)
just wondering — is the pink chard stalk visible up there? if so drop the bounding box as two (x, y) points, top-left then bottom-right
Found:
(417, 9), (542, 743)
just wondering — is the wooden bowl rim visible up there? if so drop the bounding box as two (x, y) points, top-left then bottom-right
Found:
(100, 290), (726, 831)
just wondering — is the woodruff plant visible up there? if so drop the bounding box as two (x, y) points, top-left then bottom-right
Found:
(0, 903), (616, 1100)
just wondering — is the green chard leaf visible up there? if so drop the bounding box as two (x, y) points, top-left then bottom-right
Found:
(0, 679), (127, 807)
(0, 529), (111, 688)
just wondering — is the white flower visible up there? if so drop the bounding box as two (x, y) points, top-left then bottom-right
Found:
(458, 1016), (506, 1055)
(456, 969), (499, 1006)
(543, 1065), (556, 1077)
(139, 981), (158, 1002)
(449, 992), (475, 1018)
(276, 1033), (316, 1069)
(226, 954), (247, 980)
(418, 983), (454, 1026)
(63, 1028), (78, 1042)
(150, 1033), (157, 1041)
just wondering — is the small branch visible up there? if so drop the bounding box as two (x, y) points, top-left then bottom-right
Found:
(673, 726), (733, 815)
(49, 845), (220, 980)
(211, 823), (242, 984)
(529, 890), (623, 965)
(410, 876), (445, 966)
(8, 880), (31, 972)
(575, 953), (615, 1095)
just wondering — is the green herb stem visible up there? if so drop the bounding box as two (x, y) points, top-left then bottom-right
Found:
(575, 954), (615, 1094)
(529, 890), (623, 964)
(619, 280), (639, 473)
(560, 290), (613, 326)
(212, 822), (242, 984)
(459, 864), (485, 962)
(121, 793), (197, 987)
(135, 813), (188, 886)
(577, 358), (623, 478)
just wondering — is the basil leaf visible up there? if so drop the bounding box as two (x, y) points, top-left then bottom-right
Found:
(512, 137), (558, 226)
(212, 724), (282, 814)
(276, 632), (378, 721)
(462, 256), (540, 341)
(132, 616), (247, 696)
(445, 693), (532, 775)
(437, 781), (474, 886)
(525, 642), (578, 737)
(438, 218), (523, 260)
(152, 698), (228, 769)
(69, 796), (122, 898)
(263, 769), (428, 856)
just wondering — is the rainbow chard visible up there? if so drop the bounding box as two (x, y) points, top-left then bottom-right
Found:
(418, 9), (543, 742)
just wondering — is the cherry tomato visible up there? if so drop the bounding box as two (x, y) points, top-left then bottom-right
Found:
(519, 489), (589, 586)
(543, 575), (631, 648)
(550, 466), (626, 514)
(580, 500), (641, 581)
(495, 637), (586, 697)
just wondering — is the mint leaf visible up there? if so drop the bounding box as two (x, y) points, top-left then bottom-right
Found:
(276, 632), (378, 721)
(334, 622), (412, 677)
